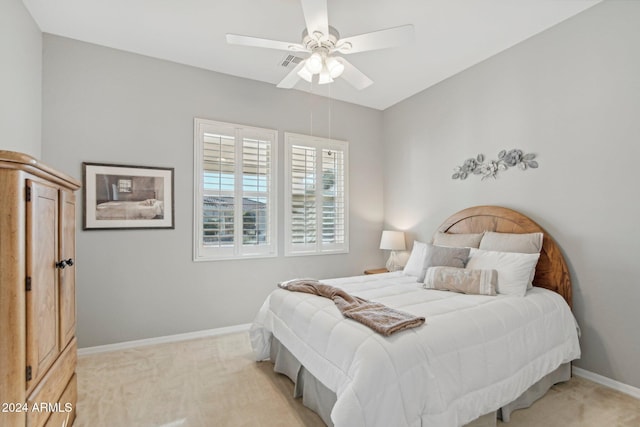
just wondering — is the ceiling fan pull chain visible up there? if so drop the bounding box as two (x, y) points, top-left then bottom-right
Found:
(309, 79), (314, 137)
(328, 83), (332, 141)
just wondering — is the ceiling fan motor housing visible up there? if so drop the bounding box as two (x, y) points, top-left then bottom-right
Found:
(302, 25), (342, 51)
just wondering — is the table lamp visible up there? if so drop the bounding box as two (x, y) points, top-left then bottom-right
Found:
(379, 230), (406, 272)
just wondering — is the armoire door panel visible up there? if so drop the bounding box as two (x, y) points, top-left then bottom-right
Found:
(25, 180), (60, 391)
(59, 190), (76, 349)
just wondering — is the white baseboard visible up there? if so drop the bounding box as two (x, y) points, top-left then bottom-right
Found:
(77, 323), (251, 357)
(572, 366), (640, 400)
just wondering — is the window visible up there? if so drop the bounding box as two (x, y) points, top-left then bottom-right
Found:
(117, 178), (132, 193)
(194, 119), (277, 260)
(284, 132), (349, 256)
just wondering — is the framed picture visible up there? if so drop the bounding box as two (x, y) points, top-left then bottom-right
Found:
(82, 162), (175, 230)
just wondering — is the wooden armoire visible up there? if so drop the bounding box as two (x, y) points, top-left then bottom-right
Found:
(0, 151), (80, 427)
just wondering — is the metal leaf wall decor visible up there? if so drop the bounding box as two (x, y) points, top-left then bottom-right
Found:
(452, 149), (538, 181)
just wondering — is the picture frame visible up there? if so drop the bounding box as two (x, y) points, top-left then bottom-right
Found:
(82, 162), (175, 230)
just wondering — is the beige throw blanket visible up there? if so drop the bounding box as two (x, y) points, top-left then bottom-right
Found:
(278, 279), (425, 336)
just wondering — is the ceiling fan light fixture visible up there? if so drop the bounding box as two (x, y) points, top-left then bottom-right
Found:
(305, 52), (323, 74)
(325, 56), (345, 78)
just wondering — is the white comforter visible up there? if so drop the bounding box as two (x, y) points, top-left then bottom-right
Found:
(251, 272), (580, 427)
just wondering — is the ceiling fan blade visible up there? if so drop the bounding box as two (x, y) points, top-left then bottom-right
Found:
(277, 61), (306, 89)
(338, 58), (373, 90)
(335, 24), (414, 54)
(226, 34), (307, 52)
(300, 0), (329, 38)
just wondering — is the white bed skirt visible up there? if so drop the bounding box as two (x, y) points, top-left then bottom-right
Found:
(269, 335), (571, 427)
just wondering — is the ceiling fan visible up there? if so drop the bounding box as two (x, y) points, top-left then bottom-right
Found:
(226, 0), (414, 90)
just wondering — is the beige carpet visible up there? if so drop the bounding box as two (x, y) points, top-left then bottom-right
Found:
(75, 332), (640, 427)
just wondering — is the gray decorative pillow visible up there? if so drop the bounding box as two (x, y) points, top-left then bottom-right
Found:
(432, 232), (484, 249)
(424, 267), (497, 296)
(417, 243), (471, 283)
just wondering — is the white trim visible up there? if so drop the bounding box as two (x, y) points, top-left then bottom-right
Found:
(193, 118), (278, 261)
(78, 323), (251, 357)
(572, 366), (640, 400)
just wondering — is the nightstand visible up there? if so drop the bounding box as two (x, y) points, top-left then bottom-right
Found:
(364, 268), (389, 275)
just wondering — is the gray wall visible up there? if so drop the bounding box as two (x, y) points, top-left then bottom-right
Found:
(382, 1), (640, 388)
(0, 0), (42, 157)
(33, 0), (640, 389)
(42, 35), (386, 348)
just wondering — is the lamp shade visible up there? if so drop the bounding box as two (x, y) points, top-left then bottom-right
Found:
(318, 66), (334, 85)
(297, 66), (314, 83)
(325, 56), (345, 78)
(379, 230), (406, 251)
(305, 52), (323, 74)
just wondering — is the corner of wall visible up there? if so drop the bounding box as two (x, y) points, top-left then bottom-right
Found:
(0, 0), (43, 158)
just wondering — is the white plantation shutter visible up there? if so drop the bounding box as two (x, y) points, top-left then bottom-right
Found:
(194, 119), (277, 261)
(202, 131), (235, 248)
(290, 145), (317, 247)
(241, 135), (273, 249)
(285, 133), (349, 256)
(321, 148), (346, 248)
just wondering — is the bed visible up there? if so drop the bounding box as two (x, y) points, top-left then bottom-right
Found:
(251, 206), (581, 426)
(95, 199), (164, 220)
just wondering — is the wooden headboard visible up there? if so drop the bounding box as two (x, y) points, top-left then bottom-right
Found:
(437, 206), (572, 308)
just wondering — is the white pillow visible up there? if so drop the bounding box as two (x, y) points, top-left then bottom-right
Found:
(433, 231), (484, 248)
(403, 241), (427, 277)
(479, 232), (543, 290)
(479, 231), (543, 254)
(465, 248), (540, 297)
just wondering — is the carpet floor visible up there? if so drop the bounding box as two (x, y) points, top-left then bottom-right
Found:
(74, 332), (640, 427)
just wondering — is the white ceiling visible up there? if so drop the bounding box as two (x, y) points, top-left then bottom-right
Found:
(23, 0), (601, 110)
